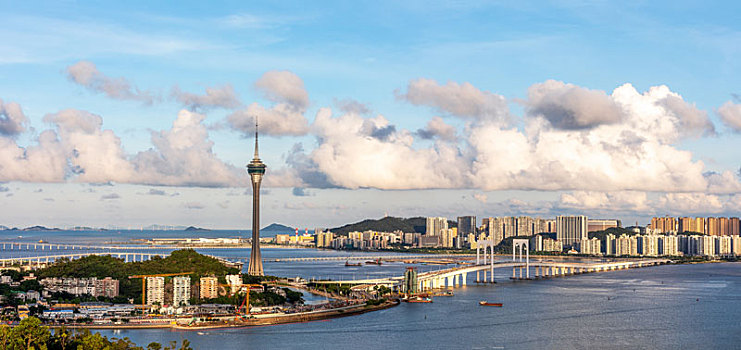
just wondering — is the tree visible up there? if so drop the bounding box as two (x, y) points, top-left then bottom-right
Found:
(147, 342), (163, 350)
(11, 317), (50, 349)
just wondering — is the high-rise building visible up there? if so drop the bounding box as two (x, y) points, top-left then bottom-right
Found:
(94, 277), (119, 298)
(640, 235), (659, 256)
(426, 217), (448, 236)
(146, 277), (165, 305)
(659, 235), (679, 256)
(315, 231), (334, 248)
(587, 219), (621, 232)
(728, 217), (741, 236)
(199, 277), (218, 300)
(485, 217), (504, 245)
(706, 217), (719, 236)
(172, 276), (191, 307)
(247, 121), (267, 276)
(457, 216), (477, 238)
(556, 215), (588, 247)
(651, 217), (677, 234)
(226, 274), (242, 295)
(578, 238), (601, 255)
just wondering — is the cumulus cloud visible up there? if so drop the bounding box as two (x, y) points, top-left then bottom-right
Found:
(254, 70), (309, 109)
(656, 193), (725, 214)
(657, 94), (715, 137)
(335, 98), (371, 115)
(131, 109), (247, 187)
(144, 189), (166, 196)
(66, 61), (155, 104)
(307, 108), (468, 189)
(0, 98), (28, 136)
(717, 101), (741, 132)
(417, 116), (457, 141)
(559, 191), (649, 212)
(0, 185), (9, 192)
(525, 80), (624, 129)
(0, 105), (245, 187)
(397, 78), (508, 122)
(171, 84), (241, 111)
(227, 70), (310, 136)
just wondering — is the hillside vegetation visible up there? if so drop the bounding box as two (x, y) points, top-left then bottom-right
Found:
(330, 216), (458, 236)
(36, 249), (240, 303)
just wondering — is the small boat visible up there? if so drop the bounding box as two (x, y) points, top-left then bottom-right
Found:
(405, 296), (432, 303)
(365, 259), (382, 265)
(479, 301), (503, 307)
(345, 261), (362, 267)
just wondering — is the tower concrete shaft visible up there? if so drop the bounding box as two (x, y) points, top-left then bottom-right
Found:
(248, 173), (264, 276)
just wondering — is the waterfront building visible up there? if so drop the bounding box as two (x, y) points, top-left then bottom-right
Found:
(315, 231), (334, 248)
(542, 238), (563, 252)
(732, 236), (741, 255)
(503, 216), (517, 238)
(172, 276), (191, 307)
(640, 235), (659, 256)
(556, 215), (588, 247)
(426, 217), (448, 236)
(146, 277), (165, 305)
(274, 234), (290, 245)
(659, 235), (679, 256)
(485, 217), (504, 245)
(457, 216), (477, 237)
(604, 234), (616, 255)
(247, 120), (267, 276)
(587, 219), (621, 232)
(615, 235), (638, 256)
(441, 228), (457, 248)
(716, 236), (732, 256)
(578, 238), (601, 255)
(697, 235), (716, 256)
(199, 277), (218, 299)
(402, 268), (418, 295)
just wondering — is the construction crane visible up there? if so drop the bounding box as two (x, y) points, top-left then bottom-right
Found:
(128, 272), (194, 310)
(212, 283), (264, 316)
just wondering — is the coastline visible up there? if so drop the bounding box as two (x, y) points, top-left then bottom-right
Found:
(52, 299), (399, 330)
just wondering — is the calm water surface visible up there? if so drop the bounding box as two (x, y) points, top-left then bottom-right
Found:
(4, 231), (740, 349)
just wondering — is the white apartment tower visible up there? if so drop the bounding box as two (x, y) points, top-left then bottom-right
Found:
(556, 215), (588, 246)
(146, 276), (165, 305)
(172, 276), (191, 307)
(426, 217), (448, 236)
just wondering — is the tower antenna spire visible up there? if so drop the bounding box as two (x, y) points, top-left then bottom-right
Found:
(254, 115), (259, 159)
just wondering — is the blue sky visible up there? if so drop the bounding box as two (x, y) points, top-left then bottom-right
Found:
(0, 1), (740, 229)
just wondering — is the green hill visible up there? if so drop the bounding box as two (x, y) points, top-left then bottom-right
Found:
(330, 217), (456, 236)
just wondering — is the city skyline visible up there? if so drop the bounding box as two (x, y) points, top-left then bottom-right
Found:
(1, 1), (741, 228)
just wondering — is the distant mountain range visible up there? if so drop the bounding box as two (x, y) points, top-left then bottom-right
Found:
(329, 216), (457, 236)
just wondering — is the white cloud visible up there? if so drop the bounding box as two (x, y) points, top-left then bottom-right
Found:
(397, 78), (508, 122)
(559, 191), (649, 212)
(254, 70), (309, 109)
(307, 108), (468, 189)
(473, 193), (488, 203)
(656, 193), (725, 214)
(131, 109), (247, 187)
(0, 98), (28, 136)
(227, 70), (310, 136)
(66, 61), (155, 104)
(171, 84), (241, 111)
(525, 80), (624, 129)
(417, 116), (457, 141)
(717, 101), (741, 132)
